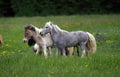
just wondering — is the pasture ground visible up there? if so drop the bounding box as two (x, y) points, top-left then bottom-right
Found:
(0, 15), (120, 77)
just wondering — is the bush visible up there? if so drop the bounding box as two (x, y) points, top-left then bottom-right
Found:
(0, 0), (120, 16)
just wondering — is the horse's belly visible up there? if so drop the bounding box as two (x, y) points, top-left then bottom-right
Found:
(46, 42), (53, 47)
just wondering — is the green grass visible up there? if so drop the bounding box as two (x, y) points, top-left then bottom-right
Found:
(0, 14), (120, 77)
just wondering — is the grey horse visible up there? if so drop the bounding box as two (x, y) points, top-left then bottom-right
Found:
(40, 21), (96, 58)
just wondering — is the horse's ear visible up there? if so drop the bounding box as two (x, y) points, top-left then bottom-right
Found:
(24, 26), (26, 29)
(24, 24), (28, 28)
(50, 23), (52, 25)
(29, 24), (34, 27)
(30, 26), (36, 31)
(51, 21), (54, 24)
(48, 21), (51, 23)
(24, 24), (31, 29)
(24, 26), (28, 30)
(50, 21), (53, 25)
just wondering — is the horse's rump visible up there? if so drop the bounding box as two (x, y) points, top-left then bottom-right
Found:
(86, 32), (96, 54)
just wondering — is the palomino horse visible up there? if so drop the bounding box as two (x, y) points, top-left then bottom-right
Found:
(23, 24), (53, 58)
(40, 21), (96, 58)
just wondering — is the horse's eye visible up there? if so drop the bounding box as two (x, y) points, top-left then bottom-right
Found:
(46, 27), (48, 29)
(25, 32), (28, 34)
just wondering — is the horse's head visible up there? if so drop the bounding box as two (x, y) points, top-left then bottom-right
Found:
(23, 24), (36, 43)
(40, 21), (53, 36)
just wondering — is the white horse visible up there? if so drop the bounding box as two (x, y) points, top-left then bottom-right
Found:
(23, 24), (53, 58)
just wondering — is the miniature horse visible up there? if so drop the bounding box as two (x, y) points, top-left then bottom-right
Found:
(23, 24), (53, 58)
(23, 24), (75, 57)
(40, 21), (96, 58)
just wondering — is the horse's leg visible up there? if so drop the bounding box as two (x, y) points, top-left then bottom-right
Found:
(42, 45), (48, 58)
(55, 47), (59, 56)
(47, 47), (49, 55)
(36, 46), (40, 55)
(69, 47), (75, 56)
(62, 48), (66, 56)
(37, 47), (43, 55)
(48, 47), (52, 56)
(32, 46), (36, 53)
(85, 47), (88, 56)
(39, 47), (42, 55)
(85, 46), (90, 56)
(76, 45), (80, 56)
(65, 47), (69, 56)
(80, 43), (86, 58)
(72, 46), (76, 55)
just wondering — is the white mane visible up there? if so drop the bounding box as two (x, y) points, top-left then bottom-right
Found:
(46, 21), (68, 32)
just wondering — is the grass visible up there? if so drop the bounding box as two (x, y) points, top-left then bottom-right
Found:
(0, 14), (120, 77)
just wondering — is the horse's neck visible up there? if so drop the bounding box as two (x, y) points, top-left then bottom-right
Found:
(51, 25), (67, 35)
(50, 26), (61, 43)
(51, 27), (59, 36)
(32, 32), (42, 43)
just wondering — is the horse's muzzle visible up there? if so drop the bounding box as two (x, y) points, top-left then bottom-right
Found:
(23, 40), (26, 43)
(23, 38), (27, 43)
(40, 32), (44, 36)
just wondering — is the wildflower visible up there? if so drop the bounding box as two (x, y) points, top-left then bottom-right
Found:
(106, 40), (114, 44)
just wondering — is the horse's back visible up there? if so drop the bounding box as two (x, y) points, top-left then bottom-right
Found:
(72, 31), (89, 42)
(57, 31), (88, 47)
(60, 31), (88, 42)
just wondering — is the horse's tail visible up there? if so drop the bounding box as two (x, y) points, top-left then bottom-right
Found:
(86, 32), (97, 54)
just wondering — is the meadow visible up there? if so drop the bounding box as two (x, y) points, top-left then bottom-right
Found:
(0, 15), (120, 77)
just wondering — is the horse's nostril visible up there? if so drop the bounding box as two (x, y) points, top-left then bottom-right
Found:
(39, 32), (41, 34)
(23, 40), (26, 43)
(40, 32), (43, 36)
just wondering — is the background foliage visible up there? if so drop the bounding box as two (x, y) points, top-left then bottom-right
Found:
(0, 0), (120, 16)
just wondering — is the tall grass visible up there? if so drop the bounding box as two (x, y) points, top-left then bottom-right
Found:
(0, 15), (120, 77)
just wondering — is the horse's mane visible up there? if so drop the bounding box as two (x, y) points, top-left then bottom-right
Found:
(25, 24), (43, 33)
(47, 21), (68, 32)
(34, 26), (43, 33)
